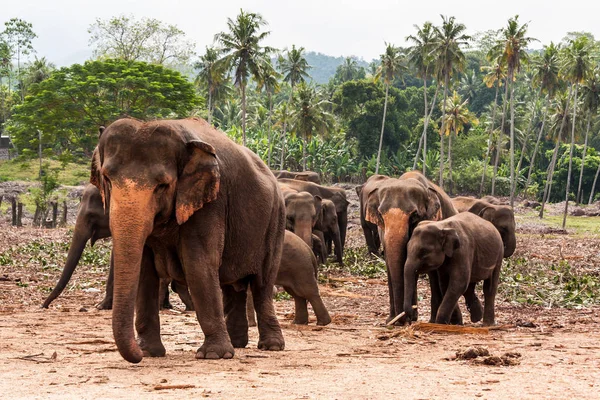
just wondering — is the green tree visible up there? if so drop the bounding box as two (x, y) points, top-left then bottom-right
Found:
(7, 59), (200, 156)
(431, 15), (470, 187)
(2, 18), (37, 101)
(256, 59), (281, 167)
(88, 15), (195, 65)
(441, 91), (478, 193)
(491, 15), (535, 206)
(194, 46), (229, 125)
(407, 21), (437, 175)
(290, 83), (334, 170)
(333, 57), (366, 83)
(577, 66), (599, 204)
(277, 44), (311, 167)
(215, 9), (274, 146)
(560, 36), (594, 226)
(375, 43), (407, 174)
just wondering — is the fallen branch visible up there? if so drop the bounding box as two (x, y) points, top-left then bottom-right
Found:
(386, 306), (418, 326)
(153, 384), (196, 390)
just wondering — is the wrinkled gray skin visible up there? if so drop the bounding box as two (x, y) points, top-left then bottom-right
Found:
(404, 213), (504, 325)
(452, 197), (516, 258)
(273, 170), (321, 184)
(248, 231), (331, 326)
(41, 185), (193, 311)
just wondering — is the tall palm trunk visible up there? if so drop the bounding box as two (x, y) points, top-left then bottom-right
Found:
(448, 127), (455, 194)
(525, 97), (550, 194)
(576, 114), (591, 204)
(516, 87), (542, 192)
(540, 85), (572, 218)
(241, 84), (247, 146)
(413, 82), (439, 174)
(280, 90), (294, 169)
(375, 83), (389, 174)
(207, 89), (213, 125)
(302, 131), (308, 171)
(562, 83), (579, 228)
(266, 93), (273, 167)
(412, 74), (428, 171)
(509, 69), (516, 208)
(479, 79), (500, 196)
(589, 159), (600, 205)
(492, 76), (510, 195)
(439, 73), (449, 188)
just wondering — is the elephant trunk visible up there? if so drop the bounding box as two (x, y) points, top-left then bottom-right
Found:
(403, 261), (418, 321)
(382, 210), (410, 319)
(331, 224), (343, 265)
(42, 221), (91, 308)
(109, 190), (154, 364)
(503, 233), (516, 258)
(294, 219), (314, 249)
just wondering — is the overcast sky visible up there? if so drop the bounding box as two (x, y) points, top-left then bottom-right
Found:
(3, 0), (599, 66)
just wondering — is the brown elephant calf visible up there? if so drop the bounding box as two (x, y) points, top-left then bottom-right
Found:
(403, 212), (504, 326)
(248, 231), (331, 326)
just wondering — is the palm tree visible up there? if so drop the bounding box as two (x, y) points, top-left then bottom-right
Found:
(290, 83), (334, 170)
(375, 43), (407, 174)
(459, 69), (478, 103)
(256, 60), (281, 167)
(215, 9), (274, 146)
(336, 57), (363, 83)
(431, 15), (470, 188)
(479, 59), (505, 195)
(560, 36), (593, 227)
(490, 15), (535, 207)
(407, 21), (437, 175)
(576, 66), (599, 204)
(441, 91), (478, 193)
(278, 45), (311, 168)
(23, 57), (54, 86)
(194, 46), (228, 125)
(524, 43), (561, 194)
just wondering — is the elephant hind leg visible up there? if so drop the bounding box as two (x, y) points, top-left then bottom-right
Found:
(172, 280), (194, 311)
(308, 294), (331, 326)
(463, 282), (483, 323)
(223, 284), (250, 348)
(285, 286), (309, 325)
(251, 277), (285, 350)
(482, 266), (501, 326)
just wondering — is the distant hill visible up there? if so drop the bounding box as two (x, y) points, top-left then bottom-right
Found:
(304, 52), (372, 84)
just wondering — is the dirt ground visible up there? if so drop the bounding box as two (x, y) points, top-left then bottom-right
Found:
(1, 188), (600, 399)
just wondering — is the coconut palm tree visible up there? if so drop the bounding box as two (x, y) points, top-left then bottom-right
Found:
(194, 46), (228, 125)
(290, 83), (334, 170)
(215, 9), (274, 146)
(560, 36), (594, 227)
(406, 21), (437, 175)
(256, 60), (281, 167)
(576, 66), (599, 204)
(375, 43), (407, 174)
(441, 91), (478, 194)
(431, 15), (470, 188)
(524, 43), (561, 194)
(479, 59), (505, 195)
(490, 15), (536, 207)
(277, 45), (311, 168)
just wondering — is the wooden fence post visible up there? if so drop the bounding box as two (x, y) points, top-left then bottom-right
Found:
(51, 202), (58, 228)
(60, 200), (68, 227)
(11, 197), (17, 226)
(16, 203), (23, 227)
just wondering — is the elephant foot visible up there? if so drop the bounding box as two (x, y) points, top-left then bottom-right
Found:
(317, 315), (332, 326)
(160, 300), (174, 310)
(138, 339), (166, 358)
(467, 300), (484, 323)
(258, 335), (285, 351)
(184, 304), (195, 312)
(229, 330), (249, 348)
(292, 318), (309, 325)
(482, 318), (496, 327)
(196, 336), (234, 359)
(96, 297), (113, 310)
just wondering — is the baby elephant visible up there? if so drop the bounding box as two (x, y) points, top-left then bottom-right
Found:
(403, 212), (504, 326)
(248, 231), (331, 326)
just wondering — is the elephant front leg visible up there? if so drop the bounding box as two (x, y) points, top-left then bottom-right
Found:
(250, 277), (285, 351)
(135, 246), (165, 357)
(96, 250), (114, 310)
(463, 282), (483, 323)
(222, 284), (250, 348)
(435, 270), (468, 325)
(432, 271), (464, 324)
(181, 226), (234, 360)
(482, 266), (501, 326)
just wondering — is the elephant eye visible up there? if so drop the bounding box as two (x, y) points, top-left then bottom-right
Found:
(155, 183), (169, 193)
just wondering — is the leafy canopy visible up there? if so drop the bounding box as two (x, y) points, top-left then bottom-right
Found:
(7, 59), (200, 155)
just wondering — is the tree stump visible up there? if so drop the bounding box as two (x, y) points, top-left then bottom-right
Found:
(16, 203), (23, 227)
(60, 200), (68, 227)
(11, 197), (17, 226)
(51, 202), (58, 228)
(32, 205), (41, 227)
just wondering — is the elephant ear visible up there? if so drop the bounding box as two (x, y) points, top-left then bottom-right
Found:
(176, 140), (220, 225)
(365, 188), (383, 226)
(355, 184), (364, 197)
(294, 174), (310, 181)
(441, 228), (460, 257)
(426, 188), (442, 221)
(478, 206), (495, 223)
(467, 200), (489, 216)
(313, 195), (323, 224)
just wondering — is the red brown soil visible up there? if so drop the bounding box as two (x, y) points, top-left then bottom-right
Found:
(1, 200), (600, 398)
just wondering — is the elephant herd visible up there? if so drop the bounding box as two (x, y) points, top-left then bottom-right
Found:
(40, 117), (515, 364)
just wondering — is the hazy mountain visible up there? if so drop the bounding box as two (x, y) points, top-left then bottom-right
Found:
(304, 52), (372, 84)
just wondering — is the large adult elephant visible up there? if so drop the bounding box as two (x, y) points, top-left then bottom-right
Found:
(358, 171), (460, 324)
(276, 178), (349, 250)
(274, 170), (321, 184)
(91, 118), (285, 363)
